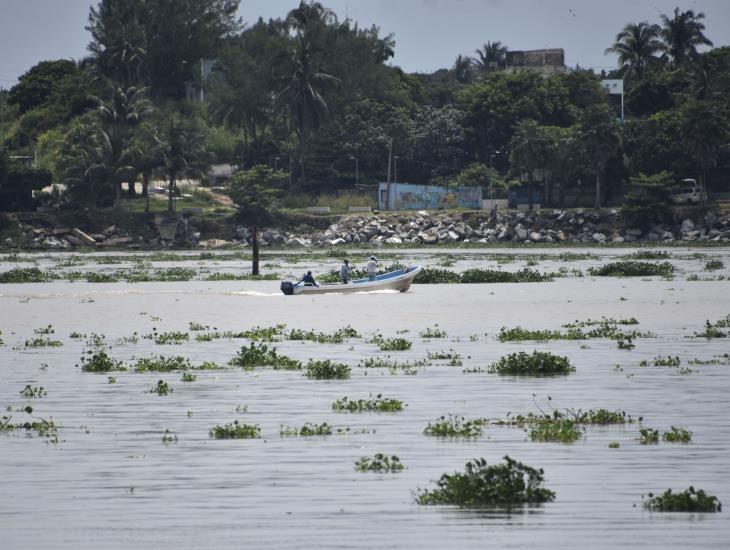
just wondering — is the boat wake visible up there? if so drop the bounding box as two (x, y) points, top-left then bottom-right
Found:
(225, 291), (283, 297)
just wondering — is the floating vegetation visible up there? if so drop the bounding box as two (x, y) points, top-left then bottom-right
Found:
(688, 354), (730, 365)
(643, 487), (721, 512)
(0, 267), (54, 283)
(114, 333), (139, 345)
(639, 427), (659, 444)
(80, 350), (127, 372)
(499, 318), (650, 343)
(625, 250), (671, 260)
(640, 356), (681, 367)
(19, 385), (46, 398)
(414, 267), (553, 284)
(529, 418), (583, 443)
(304, 360), (351, 380)
(419, 325), (447, 338)
(180, 372), (197, 382)
(693, 315), (730, 338)
(204, 272), (279, 281)
(609, 441), (620, 448)
(415, 456), (555, 507)
(134, 355), (192, 372)
(150, 380), (172, 396)
(616, 336), (635, 350)
(358, 356), (428, 369)
(24, 337), (63, 348)
(0, 408), (59, 444)
(280, 422), (333, 436)
(195, 332), (221, 342)
(228, 342), (302, 370)
(498, 326), (580, 341)
(143, 329), (189, 345)
(423, 414), (486, 437)
(34, 325), (55, 335)
(496, 408), (634, 428)
(663, 426), (692, 443)
(161, 429), (178, 444)
(588, 261), (675, 277)
(376, 337), (412, 351)
(355, 453), (404, 473)
(488, 351), (574, 376)
(209, 421), (261, 439)
(704, 259), (724, 271)
(188, 322), (209, 331)
(288, 325), (359, 344)
(332, 394), (404, 412)
(426, 349), (461, 361)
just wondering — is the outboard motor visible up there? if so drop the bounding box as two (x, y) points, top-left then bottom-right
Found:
(280, 281), (294, 296)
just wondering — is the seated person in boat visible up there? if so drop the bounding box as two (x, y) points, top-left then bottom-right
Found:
(340, 259), (350, 283)
(367, 255), (378, 281)
(297, 271), (319, 287)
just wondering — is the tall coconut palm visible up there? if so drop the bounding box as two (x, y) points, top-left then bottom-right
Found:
(130, 120), (164, 212)
(510, 119), (548, 211)
(154, 114), (209, 213)
(473, 41), (508, 71)
(92, 84), (153, 208)
(580, 106), (622, 210)
(605, 21), (663, 79)
(453, 55), (474, 84)
(659, 8), (713, 65)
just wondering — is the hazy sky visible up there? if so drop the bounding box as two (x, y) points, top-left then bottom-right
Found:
(1, 0), (729, 87)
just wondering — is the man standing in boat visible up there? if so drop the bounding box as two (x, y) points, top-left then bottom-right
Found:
(340, 259), (350, 283)
(367, 255), (378, 281)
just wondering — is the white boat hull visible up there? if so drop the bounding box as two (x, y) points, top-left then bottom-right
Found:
(284, 266), (422, 295)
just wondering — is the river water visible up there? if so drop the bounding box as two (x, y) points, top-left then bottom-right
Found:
(1, 248), (729, 549)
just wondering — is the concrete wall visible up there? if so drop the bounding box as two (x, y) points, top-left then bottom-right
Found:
(378, 182), (482, 210)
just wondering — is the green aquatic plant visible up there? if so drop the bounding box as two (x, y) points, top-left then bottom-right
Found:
(19, 385), (46, 398)
(34, 325), (55, 335)
(588, 261), (675, 277)
(608, 441), (620, 449)
(704, 259), (724, 271)
(639, 427), (659, 444)
(693, 316), (730, 338)
(414, 267), (553, 284)
(180, 372), (197, 382)
(419, 326), (447, 338)
(424, 414), (486, 437)
(355, 453), (404, 472)
(143, 330), (189, 345)
(85, 272), (120, 283)
(288, 325), (359, 344)
(358, 357), (428, 369)
(488, 351), (574, 376)
(643, 487), (721, 512)
(426, 349), (461, 361)
(150, 380), (172, 396)
(188, 322), (209, 331)
(415, 456), (555, 507)
(80, 350), (127, 372)
(24, 337), (63, 348)
(228, 342), (302, 370)
(280, 422), (333, 436)
(640, 356), (681, 367)
(195, 332), (221, 342)
(304, 360), (351, 380)
(529, 418), (583, 443)
(663, 426), (692, 443)
(498, 326), (580, 342)
(377, 337), (412, 351)
(241, 324), (287, 341)
(0, 267), (53, 283)
(616, 336), (635, 349)
(133, 355), (192, 372)
(161, 429), (178, 444)
(626, 250), (671, 260)
(332, 394), (404, 412)
(209, 420), (261, 439)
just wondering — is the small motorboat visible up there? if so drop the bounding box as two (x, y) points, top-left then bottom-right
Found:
(280, 266), (422, 296)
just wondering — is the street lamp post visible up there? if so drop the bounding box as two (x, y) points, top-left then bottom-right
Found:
(394, 155), (399, 184)
(349, 155), (359, 193)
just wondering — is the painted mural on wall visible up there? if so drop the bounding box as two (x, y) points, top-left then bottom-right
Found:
(379, 183), (483, 210)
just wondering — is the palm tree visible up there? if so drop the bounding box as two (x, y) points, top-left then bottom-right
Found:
(660, 8), (713, 65)
(580, 106), (621, 210)
(92, 84), (153, 208)
(130, 121), (164, 212)
(510, 119), (548, 211)
(605, 22), (662, 79)
(453, 55), (474, 84)
(154, 115), (209, 213)
(473, 41), (508, 71)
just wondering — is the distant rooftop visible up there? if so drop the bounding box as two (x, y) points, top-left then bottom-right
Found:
(504, 48), (566, 75)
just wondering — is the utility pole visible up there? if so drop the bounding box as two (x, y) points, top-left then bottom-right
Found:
(386, 138), (393, 210)
(349, 155), (358, 193)
(289, 155), (293, 191)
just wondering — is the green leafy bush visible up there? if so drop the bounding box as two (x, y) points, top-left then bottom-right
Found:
(488, 351), (574, 376)
(643, 487), (721, 512)
(209, 420), (261, 439)
(415, 456), (555, 507)
(81, 350), (127, 372)
(304, 359), (351, 380)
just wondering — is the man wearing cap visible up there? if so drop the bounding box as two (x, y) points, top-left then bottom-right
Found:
(367, 255), (378, 281)
(340, 259), (350, 284)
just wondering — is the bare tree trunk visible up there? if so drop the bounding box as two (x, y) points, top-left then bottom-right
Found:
(167, 173), (175, 213)
(527, 172), (534, 211)
(594, 172), (601, 210)
(114, 182), (122, 210)
(251, 224), (260, 276)
(143, 170), (150, 213)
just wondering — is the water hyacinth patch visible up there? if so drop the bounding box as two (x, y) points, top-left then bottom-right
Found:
(640, 356), (681, 367)
(643, 487), (721, 512)
(134, 355), (193, 372)
(488, 351), (574, 376)
(304, 360), (351, 380)
(704, 259), (724, 271)
(280, 422), (333, 436)
(80, 350), (127, 372)
(377, 337), (412, 351)
(528, 418), (583, 443)
(24, 337), (63, 348)
(639, 427), (659, 444)
(424, 414), (486, 437)
(663, 426), (692, 443)
(588, 261), (675, 277)
(355, 453), (404, 472)
(209, 421), (261, 439)
(415, 456), (555, 508)
(0, 267), (54, 283)
(143, 329), (189, 345)
(419, 326), (447, 339)
(180, 372), (197, 382)
(150, 380), (172, 396)
(19, 385), (46, 398)
(332, 394), (404, 412)
(288, 325), (359, 344)
(228, 342), (302, 370)
(414, 267), (553, 284)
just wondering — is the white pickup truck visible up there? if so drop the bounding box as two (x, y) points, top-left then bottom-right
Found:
(671, 179), (707, 204)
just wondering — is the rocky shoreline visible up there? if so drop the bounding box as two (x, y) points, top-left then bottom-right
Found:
(2, 208), (730, 251)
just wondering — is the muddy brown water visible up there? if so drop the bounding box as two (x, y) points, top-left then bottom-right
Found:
(1, 248), (729, 549)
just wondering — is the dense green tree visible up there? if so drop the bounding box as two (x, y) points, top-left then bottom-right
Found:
(452, 55), (474, 84)
(580, 105), (622, 209)
(659, 8), (713, 65)
(129, 119), (165, 211)
(510, 119), (549, 210)
(229, 165), (285, 274)
(605, 22), (662, 80)
(679, 99), (730, 187)
(622, 171), (675, 230)
(8, 60), (78, 114)
(473, 41), (508, 71)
